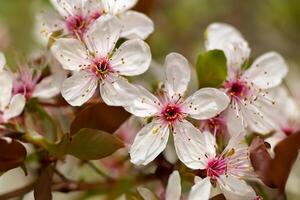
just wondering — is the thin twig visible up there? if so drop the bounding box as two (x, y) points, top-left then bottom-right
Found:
(85, 161), (112, 180)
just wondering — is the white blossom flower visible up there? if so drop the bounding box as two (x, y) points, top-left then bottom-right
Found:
(188, 132), (258, 200)
(51, 15), (151, 106)
(37, 0), (153, 42)
(0, 54), (25, 124)
(266, 86), (300, 150)
(126, 52), (230, 167)
(0, 52), (63, 116)
(205, 23), (288, 136)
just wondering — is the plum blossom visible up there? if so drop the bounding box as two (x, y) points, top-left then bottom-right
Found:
(188, 132), (258, 200)
(37, 0), (153, 42)
(0, 52), (63, 108)
(51, 15), (151, 106)
(0, 53), (25, 124)
(266, 86), (300, 150)
(205, 23), (289, 136)
(126, 53), (230, 166)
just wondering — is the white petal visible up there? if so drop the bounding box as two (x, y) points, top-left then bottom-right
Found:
(0, 52), (6, 71)
(243, 52), (288, 89)
(119, 11), (154, 40)
(51, 38), (90, 71)
(173, 120), (208, 169)
(124, 85), (161, 117)
(35, 10), (65, 44)
(82, 0), (103, 17)
(130, 120), (169, 165)
(0, 71), (13, 111)
(188, 177), (211, 200)
(100, 75), (138, 106)
(163, 141), (178, 164)
(3, 94), (26, 121)
(166, 171), (181, 200)
(50, 0), (83, 17)
(101, 0), (138, 14)
(110, 39), (151, 76)
(225, 101), (245, 137)
(202, 131), (217, 157)
(61, 70), (98, 106)
(183, 88), (230, 120)
(218, 175), (257, 200)
(240, 97), (276, 134)
(84, 15), (121, 58)
(137, 187), (157, 200)
(32, 75), (61, 99)
(164, 53), (191, 99)
(205, 23), (250, 74)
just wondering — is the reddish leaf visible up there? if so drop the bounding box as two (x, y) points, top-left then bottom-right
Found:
(70, 104), (130, 135)
(210, 194), (226, 200)
(249, 137), (273, 187)
(34, 167), (53, 200)
(271, 131), (300, 192)
(250, 132), (300, 192)
(135, 0), (155, 14)
(0, 138), (27, 172)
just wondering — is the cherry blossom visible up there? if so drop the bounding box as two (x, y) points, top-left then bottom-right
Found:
(37, 0), (153, 42)
(51, 15), (151, 106)
(266, 86), (300, 151)
(126, 52), (230, 166)
(188, 132), (258, 200)
(205, 23), (289, 136)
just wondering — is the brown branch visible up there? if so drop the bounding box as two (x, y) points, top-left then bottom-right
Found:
(0, 174), (157, 199)
(52, 174), (157, 193)
(0, 182), (35, 200)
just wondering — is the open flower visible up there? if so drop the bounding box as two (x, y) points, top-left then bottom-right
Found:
(37, 0), (153, 42)
(205, 23), (289, 136)
(51, 15), (151, 106)
(125, 53), (229, 166)
(0, 54), (25, 124)
(266, 86), (300, 150)
(188, 132), (258, 200)
(0, 52), (63, 107)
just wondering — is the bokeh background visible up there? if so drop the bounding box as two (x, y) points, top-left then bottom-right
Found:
(0, 0), (299, 199)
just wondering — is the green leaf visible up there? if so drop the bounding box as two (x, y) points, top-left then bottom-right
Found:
(46, 128), (124, 160)
(196, 50), (227, 88)
(70, 103), (130, 135)
(0, 138), (27, 172)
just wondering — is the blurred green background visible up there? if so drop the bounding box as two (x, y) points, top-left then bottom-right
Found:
(0, 0), (300, 65)
(0, 0), (300, 199)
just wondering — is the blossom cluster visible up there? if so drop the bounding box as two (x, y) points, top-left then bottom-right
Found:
(0, 0), (299, 200)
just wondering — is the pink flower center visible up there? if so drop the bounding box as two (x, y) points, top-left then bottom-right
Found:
(66, 12), (102, 38)
(282, 127), (294, 136)
(13, 68), (40, 100)
(206, 157), (227, 179)
(161, 103), (182, 123)
(224, 80), (249, 99)
(90, 58), (112, 79)
(200, 115), (227, 135)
